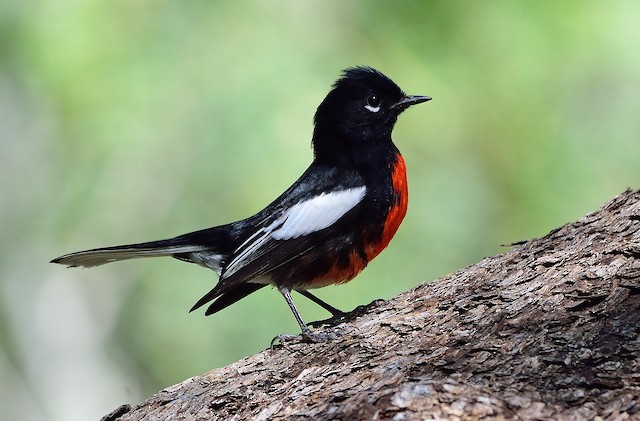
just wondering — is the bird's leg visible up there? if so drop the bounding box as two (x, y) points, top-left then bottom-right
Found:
(296, 290), (352, 328)
(296, 290), (346, 317)
(280, 286), (313, 337)
(300, 290), (388, 328)
(271, 286), (336, 346)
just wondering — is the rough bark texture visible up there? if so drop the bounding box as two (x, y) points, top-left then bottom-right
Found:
(105, 189), (640, 421)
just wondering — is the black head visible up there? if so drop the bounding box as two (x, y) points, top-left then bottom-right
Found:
(312, 66), (430, 162)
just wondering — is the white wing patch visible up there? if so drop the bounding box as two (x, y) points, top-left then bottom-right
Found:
(271, 186), (366, 240)
(224, 186), (366, 277)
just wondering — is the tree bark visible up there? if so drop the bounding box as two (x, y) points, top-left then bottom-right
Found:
(104, 189), (640, 421)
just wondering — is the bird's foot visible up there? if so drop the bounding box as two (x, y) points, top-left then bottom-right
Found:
(308, 298), (386, 328)
(307, 312), (348, 328)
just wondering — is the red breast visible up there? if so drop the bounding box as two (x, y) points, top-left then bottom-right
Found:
(364, 153), (408, 261)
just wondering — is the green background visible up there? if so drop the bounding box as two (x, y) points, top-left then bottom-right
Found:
(2, 1), (639, 420)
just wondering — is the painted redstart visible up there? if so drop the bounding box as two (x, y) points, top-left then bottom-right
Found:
(51, 66), (430, 342)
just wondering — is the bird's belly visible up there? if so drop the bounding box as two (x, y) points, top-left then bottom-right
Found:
(303, 249), (368, 289)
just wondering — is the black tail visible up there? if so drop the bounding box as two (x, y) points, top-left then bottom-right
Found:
(51, 226), (233, 268)
(50, 226), (268, 314)
(50, 239), (211, 268)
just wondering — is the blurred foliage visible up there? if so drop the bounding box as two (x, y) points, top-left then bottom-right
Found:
(1, 1), (639, 419)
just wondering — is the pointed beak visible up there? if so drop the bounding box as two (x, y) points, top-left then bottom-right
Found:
(392, 95), (432, 111)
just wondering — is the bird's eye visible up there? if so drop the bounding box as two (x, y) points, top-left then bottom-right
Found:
(365, 95), (381, 112)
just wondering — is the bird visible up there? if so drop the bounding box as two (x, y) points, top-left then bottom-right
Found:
(51, 66), (431, 342)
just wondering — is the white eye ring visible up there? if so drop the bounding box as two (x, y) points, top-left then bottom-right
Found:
(365, 104), (381, 113)
(365, 94), (381, 113)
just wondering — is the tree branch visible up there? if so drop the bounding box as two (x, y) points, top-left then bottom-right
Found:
(104, 189), (640, 420)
